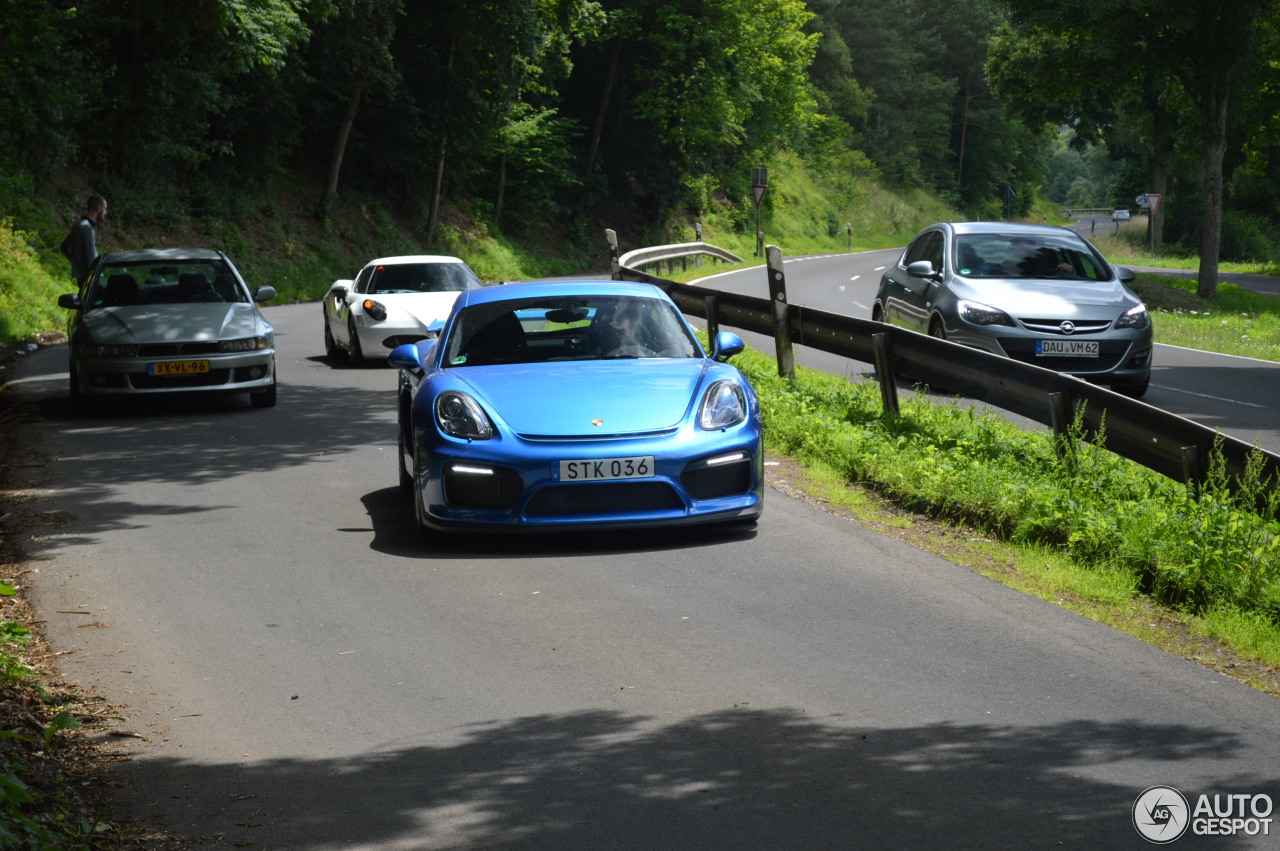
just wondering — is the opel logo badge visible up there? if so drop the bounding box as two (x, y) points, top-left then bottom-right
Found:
(1059, 321), (1076, 334)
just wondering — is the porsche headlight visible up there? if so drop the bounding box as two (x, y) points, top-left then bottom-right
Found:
(435, 391), (494, 440)
(362, 299), (388, 322)
(219, 335), (273, 353)
(699, 380), (747, 430)
(957, 299), (1015, 327)
(1116, 304), (1149, 329)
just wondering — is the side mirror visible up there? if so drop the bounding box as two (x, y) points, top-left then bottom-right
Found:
(1114, 265), (1136, 283)
(58, 293), (82, 310)
(330, 279), (353, 300)
(388, 342), (425, 372)
(906, 260), (938, 280)
(253, 285), (276, 303)
(711, 331), (745, 362)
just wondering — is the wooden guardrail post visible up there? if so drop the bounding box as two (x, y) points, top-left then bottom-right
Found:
(1048, 391), (1072, 458)
(871, 332), (899, 415)
(606, 229), (622, 280)
(704, 294), (719, 341)
(765, 245), (795, 378)
(1181, 445), (1206, 492)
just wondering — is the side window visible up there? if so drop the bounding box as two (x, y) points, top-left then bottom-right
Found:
(902, 233), (932, 267)
(354, 268), (374, 294)
(923, 232), (944, 272)
(902, 231), (944, 271)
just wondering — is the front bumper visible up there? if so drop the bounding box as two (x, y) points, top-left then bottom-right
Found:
(72, 350), (276, 397)
(410, 423), (764, 531)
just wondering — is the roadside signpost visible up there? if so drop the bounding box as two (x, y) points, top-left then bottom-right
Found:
(752, 167), (768, 256)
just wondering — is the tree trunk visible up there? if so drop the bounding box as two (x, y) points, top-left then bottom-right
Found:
(956, 65), (973, 188)
(426, 34), (456, 247)
(1149, 101), (1172, 253)
(1195, 87), (1229, 299)
(426, 132), (447, 247)
(577, 37), (621, 215)
(319, 86), (364, 219)
(494, 150), (507, 224)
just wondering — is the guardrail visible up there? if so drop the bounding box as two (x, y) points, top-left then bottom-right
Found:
(605, 230), (1280, 496)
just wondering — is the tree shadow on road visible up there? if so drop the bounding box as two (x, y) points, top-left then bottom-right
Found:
(112, 707), (1262, 849)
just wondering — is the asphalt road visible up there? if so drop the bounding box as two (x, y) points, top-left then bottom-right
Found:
(6, 293), (1280, 848)
(695, 247), (1280, 454)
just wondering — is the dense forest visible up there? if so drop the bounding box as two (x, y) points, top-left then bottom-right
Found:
(3, 0), (1280, 297)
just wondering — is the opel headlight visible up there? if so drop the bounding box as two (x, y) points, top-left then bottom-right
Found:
(699, 380), (747, 430)
(957, 300), (1015, 327)
(1116, 304), (1149, 329)
(435, 391), (495, 440)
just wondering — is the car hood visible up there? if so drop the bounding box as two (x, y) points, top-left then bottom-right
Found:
(953, 277), (1137, 315)
(456, 360), (713, 436)
(80, 303), (269, 344)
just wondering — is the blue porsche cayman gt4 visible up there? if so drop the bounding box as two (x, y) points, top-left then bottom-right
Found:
(389, 280), (763, 534)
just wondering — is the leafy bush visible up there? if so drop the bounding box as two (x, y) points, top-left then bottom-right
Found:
(0, 219), (69, 345)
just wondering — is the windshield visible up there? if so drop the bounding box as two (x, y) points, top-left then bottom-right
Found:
(954, 233), (1112, 281)
(442, 295), (701, 366)
(87, 259), (247, 308)
(367, 262), (481, 294)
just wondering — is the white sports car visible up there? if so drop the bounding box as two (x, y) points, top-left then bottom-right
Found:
(323, 255), (484, 363)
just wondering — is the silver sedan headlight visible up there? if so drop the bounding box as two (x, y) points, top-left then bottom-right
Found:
(699, 380), (747, 430)
(219, 335), (273, 353)
(957, 299), (1015, 327)
(1115, 304), (1149, 329)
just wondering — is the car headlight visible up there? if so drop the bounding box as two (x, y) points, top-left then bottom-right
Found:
(362, 299), (388, 322)
(435, 390), (495, 440)
(219, 335), (273, 353)
(1116, 304), (1149, 329)
(957, 299), (1015, 327)
(86, 343), (139, 357)
(699, 380), (747, 430)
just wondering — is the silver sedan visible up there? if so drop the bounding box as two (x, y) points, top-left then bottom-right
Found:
(872, 222), (1153, 397)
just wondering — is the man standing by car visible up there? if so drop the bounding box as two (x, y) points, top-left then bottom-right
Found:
(60, 195), (108, 285)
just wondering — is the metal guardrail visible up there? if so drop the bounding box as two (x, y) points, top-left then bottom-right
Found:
(605, 230), (1280, 495)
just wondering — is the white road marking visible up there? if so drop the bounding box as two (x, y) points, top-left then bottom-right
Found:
(1155, 384), (1266, 408)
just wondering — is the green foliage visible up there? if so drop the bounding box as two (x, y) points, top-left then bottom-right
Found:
(0, 219), (71, 344)
(732, 349), (1280, 626)
(0, 760), (94, 850)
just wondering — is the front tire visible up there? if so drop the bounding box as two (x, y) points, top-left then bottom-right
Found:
(348, 317), (367, 365)
(324, 313), (339, 358)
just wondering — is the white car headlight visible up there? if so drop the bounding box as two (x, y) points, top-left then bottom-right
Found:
(699, 380), (747, 430)
(1116, 304), (1149, 329)
(362, 299), (388, 322)
(957, 299), (1015, 327)
(435, 390), (494, 440)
